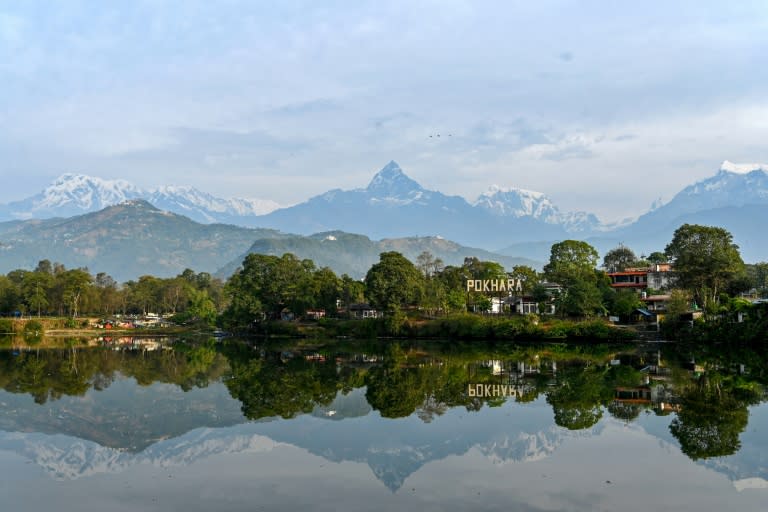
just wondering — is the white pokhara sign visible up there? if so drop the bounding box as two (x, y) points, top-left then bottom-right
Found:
(466, 278), (523, 293)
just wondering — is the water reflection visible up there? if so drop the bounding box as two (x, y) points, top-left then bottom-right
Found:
(0, 338), (766, 510)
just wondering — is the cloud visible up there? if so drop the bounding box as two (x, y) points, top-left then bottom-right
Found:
(1, 2), (768, 219)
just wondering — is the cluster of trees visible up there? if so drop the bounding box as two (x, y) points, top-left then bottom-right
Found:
(3, 224), (765, 333)
(0, 260), (223, 325)
(603, 224), (766, 319)
(220, 223), (766, 329)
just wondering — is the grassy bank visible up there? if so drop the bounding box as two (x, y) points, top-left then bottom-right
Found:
(280, 314), (640, 342)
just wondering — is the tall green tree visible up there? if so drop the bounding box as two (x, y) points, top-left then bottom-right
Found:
(339, 274), (365, 307)
(664, 224), (745, 308)
(509, 265), (539, 294)
(0, 275), (21, 314)
(21, 272), (53, 317)
(543, 240), (599, 286)
(364, 252), (424, 311)
(224, 253), (320, 323)
(58, 268), (93, 318)
(602, 245), (637, 273)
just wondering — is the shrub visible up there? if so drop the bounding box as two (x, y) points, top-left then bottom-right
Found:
(0, 318), (15, 334)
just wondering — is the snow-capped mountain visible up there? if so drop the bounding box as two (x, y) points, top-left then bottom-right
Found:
(147, 185), (279, 224)
(562, 160), (768, 263)
(255, 161), (568, 248)
(641, 160), (768, 221)
(363, 160), (430, 205)
(0, 174), (279, 224)
(613, 160), (768, 240)
(475, 185), (604, 233)
(1, 174), (144, 220)
(475, 185), (561, 221)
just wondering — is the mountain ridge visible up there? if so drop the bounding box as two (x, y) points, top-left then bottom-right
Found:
(0, 200), (540, 281)
(3, 160), (768, 262)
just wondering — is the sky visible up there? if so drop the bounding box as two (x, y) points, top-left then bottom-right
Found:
(1, 1), (767, 222)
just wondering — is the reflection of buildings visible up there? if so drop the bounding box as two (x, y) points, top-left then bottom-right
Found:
(98, 336), (169, 351)
(613, 385), (680, 414)
(469, 358), (558, 398)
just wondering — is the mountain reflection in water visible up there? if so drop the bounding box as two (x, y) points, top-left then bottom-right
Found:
(0, 338), (766, 511)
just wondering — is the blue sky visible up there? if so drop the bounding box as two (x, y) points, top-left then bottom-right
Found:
(1, 1), (767, 221)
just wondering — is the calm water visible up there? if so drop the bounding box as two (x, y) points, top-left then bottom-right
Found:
(0, 337), (766, 511)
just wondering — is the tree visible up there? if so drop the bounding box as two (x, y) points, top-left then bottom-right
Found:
(608, 289), (642, 317)
(746, 262), (768, 297)
(58, 268), (93, 318)
(339, 274), (365, 307)
(0, 275), (21, 314)
(647, 251), (667, 264)
(21, 272), (53, 317)
(224, 253), (321, 323)
(415, 251), (444, 277)
(546, 366), (607, 430)
(308, 267), (341, 313)
(509, 265), (539, 294)
(664, 289), (692, 323)
(543, 241), (603, 317)
(364, 252), (424, 311)
(555, 278), (606, 318)
(665, 224), (745, 308)
(669, 376), (749, 460)
(602, 245), (637, 273)
(543, 240), (599, 286)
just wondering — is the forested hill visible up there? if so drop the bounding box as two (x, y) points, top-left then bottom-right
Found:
(0, 200), (284, 282)
(0, 201), (538, 282)
(216, 231), (541, 279)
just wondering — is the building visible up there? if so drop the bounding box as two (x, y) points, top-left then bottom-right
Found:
(348, 303), (381, 319)
(608, 264), (673, 291)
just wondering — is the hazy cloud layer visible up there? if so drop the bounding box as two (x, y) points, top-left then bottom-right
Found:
(1, 1), (767, 220)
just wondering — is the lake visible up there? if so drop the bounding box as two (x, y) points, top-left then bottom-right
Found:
(0, 337), (766, 511)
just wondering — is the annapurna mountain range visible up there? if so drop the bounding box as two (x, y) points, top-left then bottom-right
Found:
(2, 160), (767, 261)
(0, 161), (604, 236)
(0, 173), (280, 224)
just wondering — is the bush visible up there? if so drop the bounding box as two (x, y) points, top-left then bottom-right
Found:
(23, 319), (43, 346)
(0, 318), (15, 334)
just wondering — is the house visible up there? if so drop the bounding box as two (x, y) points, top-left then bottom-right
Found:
(608, 270), (648, 289)
(305, 309), (326, 320)
(608, 264), (673, 291)
(642, 294), (671, 312)
(512, 282), (561, 315)
(513, 295), (539, 315)
(348, 303), (381, 319)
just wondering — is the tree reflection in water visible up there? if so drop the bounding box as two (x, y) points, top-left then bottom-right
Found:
(1, 338), (766, 463)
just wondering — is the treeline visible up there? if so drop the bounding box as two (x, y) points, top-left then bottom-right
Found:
(3, 339), (764, 460)
(0, 260), (223, 325)
(2, 224), (767, 337)
(222, 224), (768, 331)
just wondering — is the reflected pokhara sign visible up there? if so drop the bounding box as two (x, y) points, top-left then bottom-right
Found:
(466, 278), (523, 293)
(468, 384), (519, 398)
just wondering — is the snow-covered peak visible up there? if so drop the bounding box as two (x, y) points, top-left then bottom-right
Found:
(475, 184), (605, 233)
(475, 185), (558, 221)
(41, 174), (143, 210)
(1, 173), (280, 222)
(482, 184), (546, 200)
(720, 160), (768, 174)
(366, 161), (422, 194)
(639, 161), (768, 223)
(364, 161), (427, 204)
